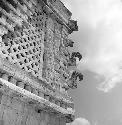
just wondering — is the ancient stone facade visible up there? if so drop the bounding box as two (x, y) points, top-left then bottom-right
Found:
(0, 0), (83, 125)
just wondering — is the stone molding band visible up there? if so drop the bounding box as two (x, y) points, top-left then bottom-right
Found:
(0, 78), (74, 122)
(0, 78), (74, 115)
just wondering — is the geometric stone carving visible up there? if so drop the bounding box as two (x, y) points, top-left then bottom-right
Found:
(0, 0), (46, 79)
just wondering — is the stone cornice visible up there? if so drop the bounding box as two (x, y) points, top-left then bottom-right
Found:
(41, 0), (78, 34)
(46, 0), (72, 23)
(0, 78), (74, 122)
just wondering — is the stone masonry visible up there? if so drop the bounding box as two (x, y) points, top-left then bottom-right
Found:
(0, 0), (83, 125)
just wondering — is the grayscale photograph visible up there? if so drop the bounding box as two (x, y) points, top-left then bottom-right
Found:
(0, 0), (121, 125)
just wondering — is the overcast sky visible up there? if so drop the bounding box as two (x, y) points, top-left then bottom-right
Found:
(61, 0), (122, 125)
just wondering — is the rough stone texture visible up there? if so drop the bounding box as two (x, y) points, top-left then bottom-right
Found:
(0, 0), (82, 124)
(0, 93), (66, 125)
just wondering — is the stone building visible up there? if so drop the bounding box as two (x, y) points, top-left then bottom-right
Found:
(0, 0), (83, 125)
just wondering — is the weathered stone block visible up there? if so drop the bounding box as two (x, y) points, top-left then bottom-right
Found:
(55, 100), (60, 106)
(0, 104), (5, 121)
(9, 98), (24, 113)
(55, 118), (60, 125)
(9, 77), (17, 85)
(15, 113), (23, 125)
(38, 91), (44, 98)
(20, 105), (31, 125)
(49, 114), (56, 125)
(39, 120), (47, 125)
(16, 81), (25, 89)
(26, 114), (39, 125)
(24, 85), (32, 92)
(1, 95), (11, 106)
(1, 74), (8, 81)
(2, 107), (18, 125)
(39, 111), (50, 125)
(44, 94), (50, 101)
(59, 118), (66, 125)
(32, 88), (39, 95)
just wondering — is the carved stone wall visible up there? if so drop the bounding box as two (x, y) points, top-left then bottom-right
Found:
(0, 1), (46, 80)
(0, 0), (81, 125)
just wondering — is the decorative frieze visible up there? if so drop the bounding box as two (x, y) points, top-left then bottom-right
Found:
(0, 78), (75, 116)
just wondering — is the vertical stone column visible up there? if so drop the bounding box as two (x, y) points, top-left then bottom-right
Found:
(42, 17), (55, 84)
(53, 21), (62, 90)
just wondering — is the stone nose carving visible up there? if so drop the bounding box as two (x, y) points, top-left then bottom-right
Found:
(68, 20), (78, 33)
(72, 71), (83, 81)
(71, 52), (82, 61)
(68, 52), (82, 67)
(65, 39), (74, 47)
(68, 71), (83, 89)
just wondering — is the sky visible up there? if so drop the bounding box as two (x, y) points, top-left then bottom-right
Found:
(61, 0), (122, 125)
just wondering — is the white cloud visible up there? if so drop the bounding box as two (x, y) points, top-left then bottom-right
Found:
(67, 118), (90, 125)
(78, 0), (122, 92)
(62, 0), (122, 92)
